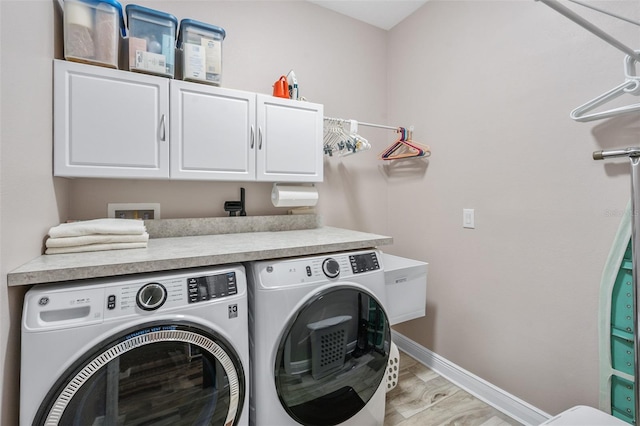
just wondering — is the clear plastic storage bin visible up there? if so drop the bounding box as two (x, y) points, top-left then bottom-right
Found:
(125, 4), (178, 78)
(64, 0), (125, 69)
(177, 19), (226, 85)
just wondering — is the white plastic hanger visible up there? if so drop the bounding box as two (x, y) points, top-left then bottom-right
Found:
(323, 118), (371, 157)
(339, 120), (370, 157)
(571, 53), (640, 122)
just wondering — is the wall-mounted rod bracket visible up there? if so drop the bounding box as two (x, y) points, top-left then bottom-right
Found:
(593, 147), (640, 160)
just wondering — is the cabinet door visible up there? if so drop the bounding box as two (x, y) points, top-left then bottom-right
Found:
(256, 95), (324, 183)
(170, 82), (256, 181)
(54, 60), (169, 179)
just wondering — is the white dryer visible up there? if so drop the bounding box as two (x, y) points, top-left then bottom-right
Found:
(246, 249), (390, 426)
(21, 265), (249, 426)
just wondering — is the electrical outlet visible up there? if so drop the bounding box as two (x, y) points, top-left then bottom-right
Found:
(108, 203), (161, 220)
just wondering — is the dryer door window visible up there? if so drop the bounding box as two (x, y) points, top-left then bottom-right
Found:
(274, 286), (390, 426)
(34, 322), (245, 426)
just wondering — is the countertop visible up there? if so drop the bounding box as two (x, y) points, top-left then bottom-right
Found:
(7, 216), (392, 286)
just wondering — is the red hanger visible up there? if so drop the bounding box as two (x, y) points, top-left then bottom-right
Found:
(378, 127), (431, 160)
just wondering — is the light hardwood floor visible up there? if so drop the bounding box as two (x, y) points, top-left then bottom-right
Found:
(384, 351), (523, 426)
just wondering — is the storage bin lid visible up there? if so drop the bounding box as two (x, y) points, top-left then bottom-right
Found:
(65, 0), (126, 37)
(177, 18), (226, 47)
(125, 4), (178, 32)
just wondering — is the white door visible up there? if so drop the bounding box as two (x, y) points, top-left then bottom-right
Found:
(256, 95), (324, 182)
(32, 322), (246, 426)
(53, 60), (169, 179)
(274, 286), (389, 424)
(170, 82), (256, 181)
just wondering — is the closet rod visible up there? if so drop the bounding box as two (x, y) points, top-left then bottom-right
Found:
(358, 121), (399, 131)
(324, 116), (399, 131)
(537, 0), (640, 62)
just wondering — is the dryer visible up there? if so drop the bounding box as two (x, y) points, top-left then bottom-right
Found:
(246, 249), (390, 426)
(20, 265), (249, 426)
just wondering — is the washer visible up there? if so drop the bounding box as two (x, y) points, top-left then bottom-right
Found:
(20, 265), (249, 426)
(247, 249), (390, 426)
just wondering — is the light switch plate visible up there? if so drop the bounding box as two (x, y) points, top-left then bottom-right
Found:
(463, 208), (475, 229)
(108, 203), (160, 220)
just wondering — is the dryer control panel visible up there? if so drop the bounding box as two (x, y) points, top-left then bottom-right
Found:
(256, 249), (384, 289)
(349, 252), (380, 274)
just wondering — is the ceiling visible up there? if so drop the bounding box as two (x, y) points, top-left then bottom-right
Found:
(308, 0), (428, 30)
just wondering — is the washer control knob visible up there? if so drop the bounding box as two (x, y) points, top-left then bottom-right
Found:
(136, 282), (167, 311)
(322, 258), (340, 278)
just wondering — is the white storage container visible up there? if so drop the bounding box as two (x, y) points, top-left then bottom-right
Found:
(177, 19), (226, 85)
(63, 0), (125, 69)
(125, 4), (178, 78)
(382, 253), (428, 325)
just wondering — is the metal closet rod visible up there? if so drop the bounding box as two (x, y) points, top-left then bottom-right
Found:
(323, 116), (401, 131)
(537, 0), (640, 62)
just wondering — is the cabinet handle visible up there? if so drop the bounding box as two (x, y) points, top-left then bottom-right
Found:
(160, 114), (166, 142)
(258, 127), (263, 150)
(250, 125), (255, 149)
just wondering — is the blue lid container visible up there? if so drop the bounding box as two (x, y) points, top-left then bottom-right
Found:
(177, 18), (226, 85)
(177, 19), (226, 48)
(125, 4), (178, 77)
(63, 0), (126, 68)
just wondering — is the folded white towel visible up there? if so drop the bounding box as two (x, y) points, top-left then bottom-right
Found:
(46, 232), (150, 249)
(45, 242), (148, 255)
(48, 218), (146, 238)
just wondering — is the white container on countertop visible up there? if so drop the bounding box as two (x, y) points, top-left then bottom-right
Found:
(177, 19), (226, 85)
(64, 0), (125, 69)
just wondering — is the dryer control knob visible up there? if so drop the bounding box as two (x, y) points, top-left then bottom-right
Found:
(136, 282), (167, 311)
(322, 258), (340, 278)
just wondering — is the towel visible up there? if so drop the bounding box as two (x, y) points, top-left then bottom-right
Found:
(46, 232), (150, 248)
(45, 242), (148, 255)
(48, 218), (146, 238)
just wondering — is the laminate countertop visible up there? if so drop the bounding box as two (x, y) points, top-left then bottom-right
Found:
(7, 216), (392, 286)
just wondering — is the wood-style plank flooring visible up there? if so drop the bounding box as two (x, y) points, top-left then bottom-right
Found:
(384, 351), (523, 426)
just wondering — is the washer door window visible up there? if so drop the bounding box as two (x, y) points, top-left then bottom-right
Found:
(34, 322), (245, 426)
(275, 286), (390, 426)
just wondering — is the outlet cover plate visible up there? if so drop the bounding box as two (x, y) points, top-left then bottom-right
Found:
(108, 203), (160, 220)
(463, 208), (475, 229)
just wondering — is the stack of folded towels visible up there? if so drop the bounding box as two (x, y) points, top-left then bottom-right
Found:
(45, 218), (149, 255)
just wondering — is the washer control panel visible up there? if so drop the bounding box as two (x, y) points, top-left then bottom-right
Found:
(187, 272), (237, 303)
(23, 266), (246, 330)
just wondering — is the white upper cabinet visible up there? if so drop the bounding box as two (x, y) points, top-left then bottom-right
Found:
(171, 84), (323, 182)
(256, 95), (323, 182)
(54, 60), (324, 182)
(170, 82), (256, 181)
(54, 60), (170, 179)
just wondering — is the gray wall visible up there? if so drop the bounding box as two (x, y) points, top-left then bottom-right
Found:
(1, 0), (638, 423)
(1, 2), (69, 424)
(387, 0), (639, 415)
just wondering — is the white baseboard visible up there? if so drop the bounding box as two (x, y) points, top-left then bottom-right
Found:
(391, 330), (551, 426)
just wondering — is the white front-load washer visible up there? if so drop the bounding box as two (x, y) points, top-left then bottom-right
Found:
(246, 249), (390, 426)
(20, 265), (249, 426)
